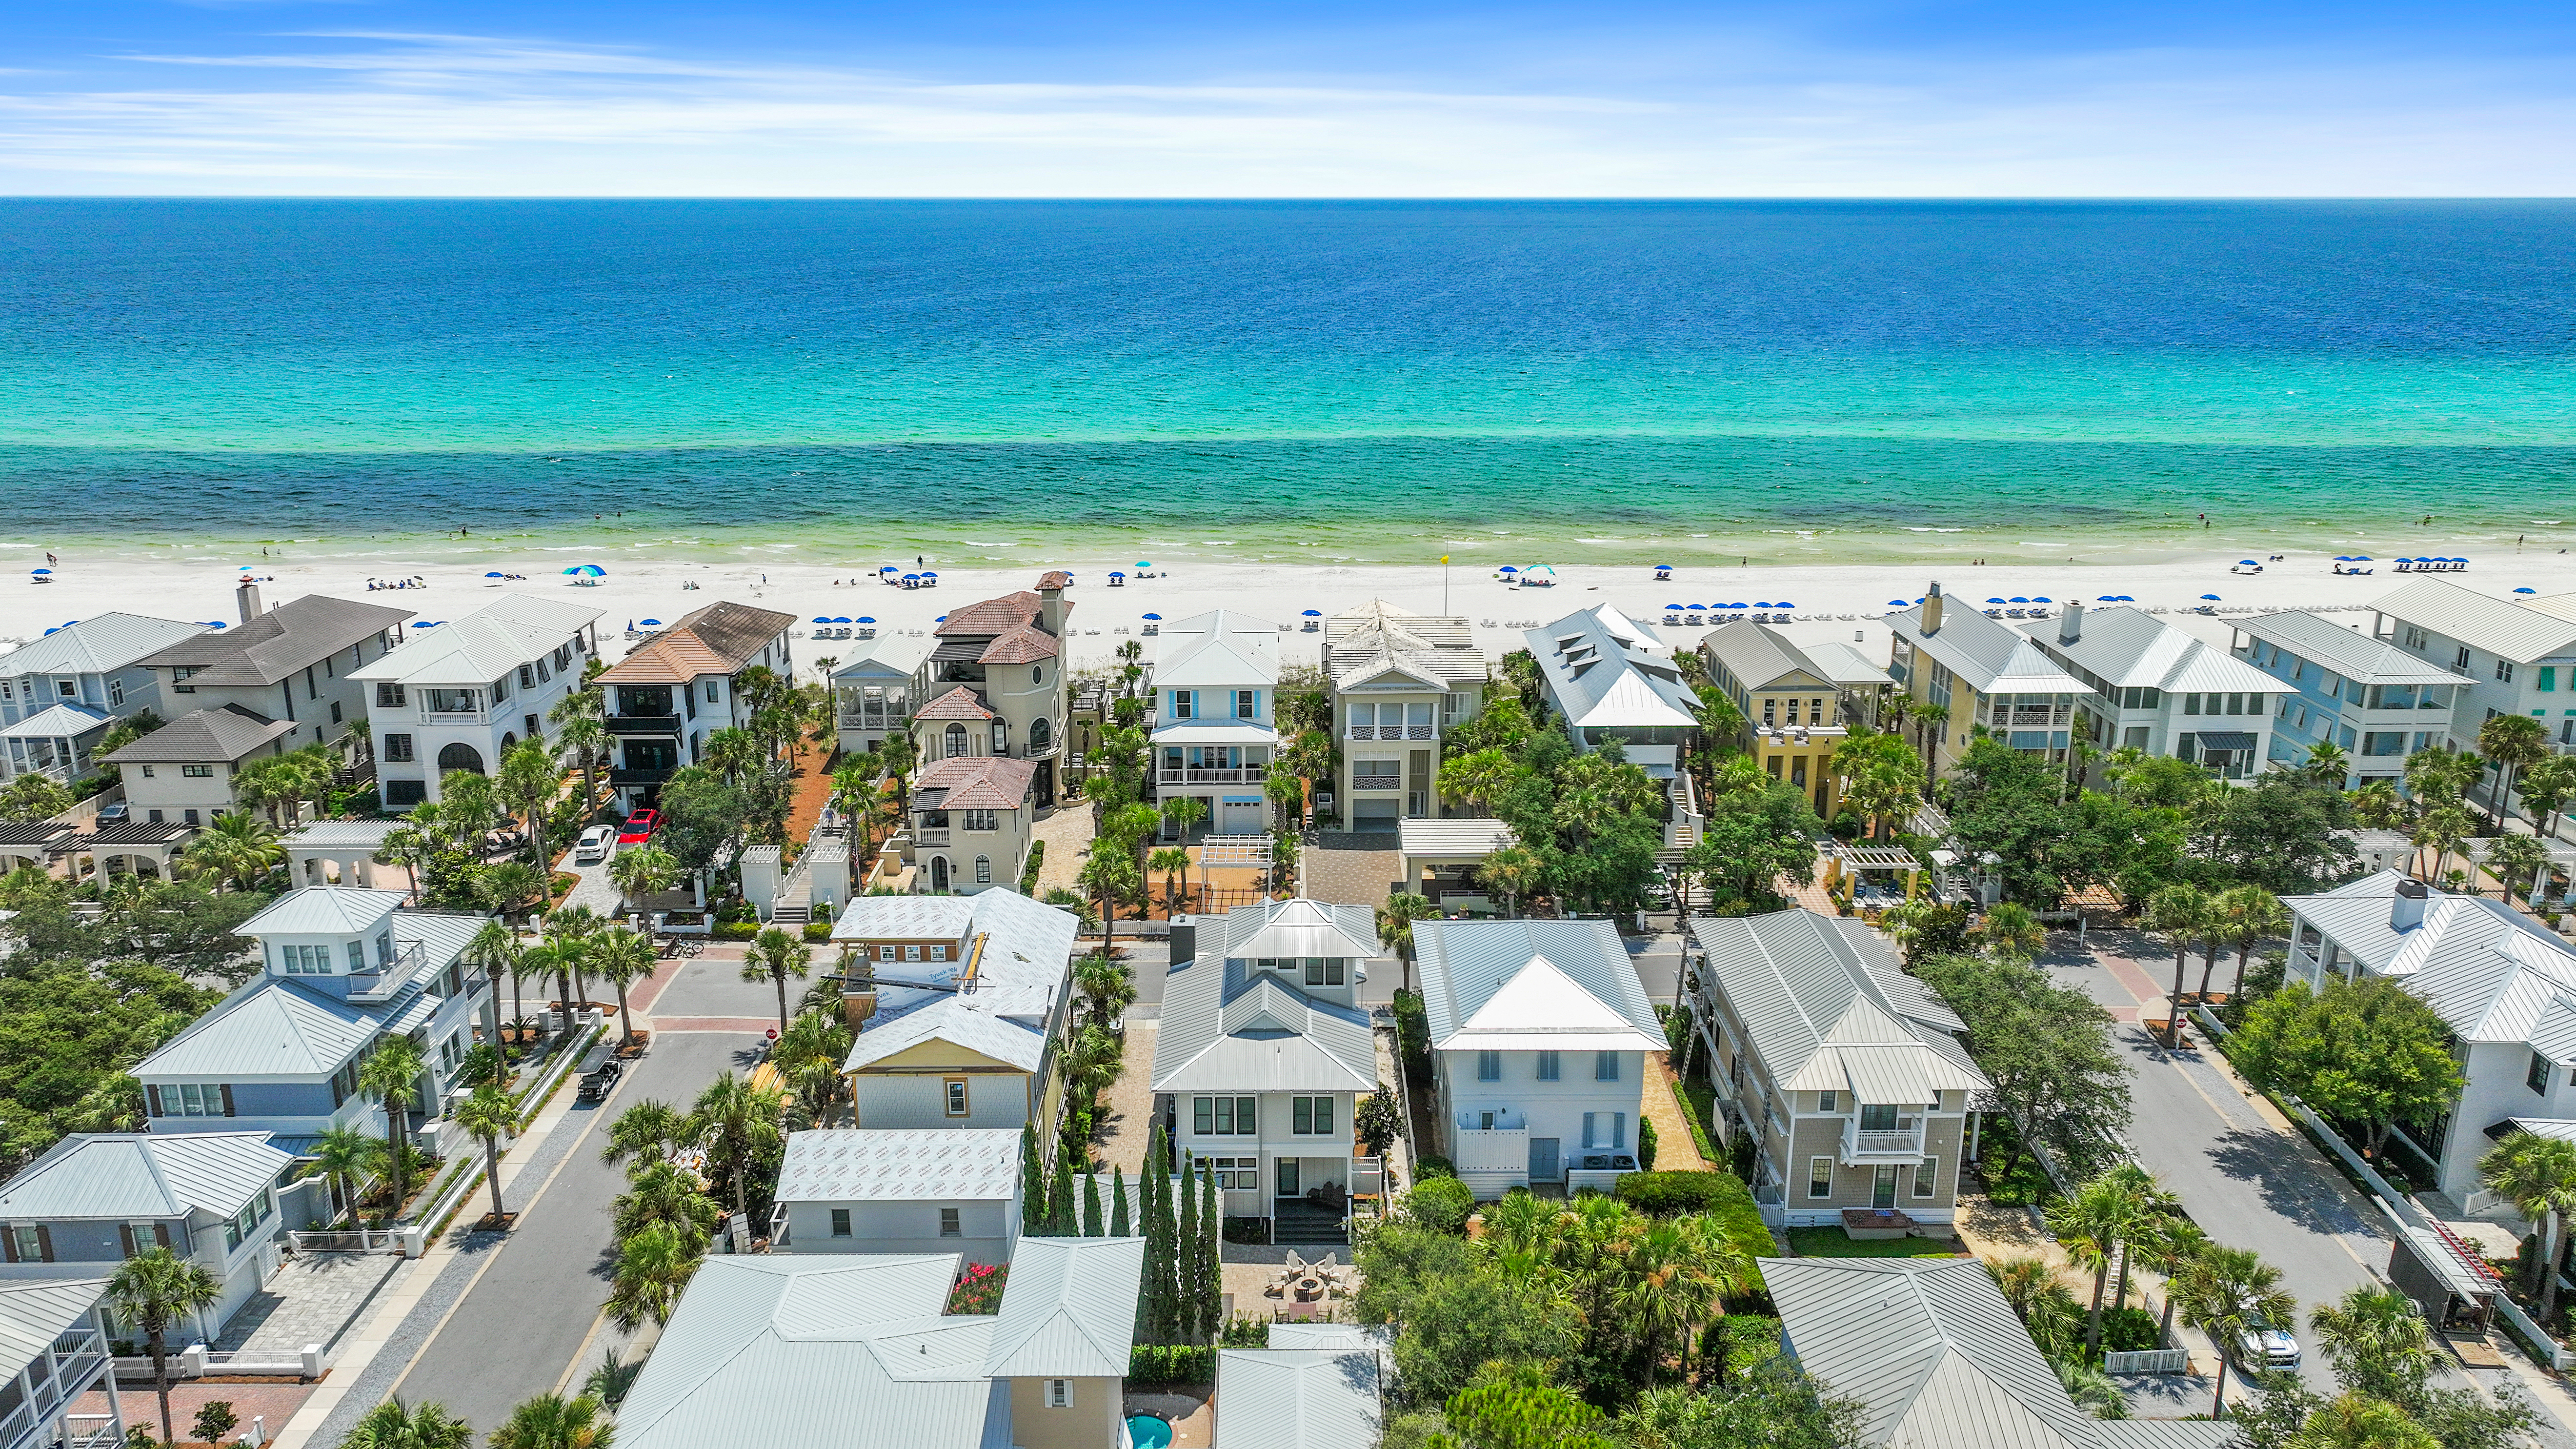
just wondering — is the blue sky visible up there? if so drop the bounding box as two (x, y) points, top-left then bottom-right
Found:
(3, 0), (2572, 195)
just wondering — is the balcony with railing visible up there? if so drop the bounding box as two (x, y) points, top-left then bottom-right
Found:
(1158, 765), (1262, 785)
(1840, 1115), (1926, 1163)
(1346, 723), (1437, 742)
(608, 765), (676, 786)
(348, 938), (430, 1003)
(914, 827), (952, 847)
(0, 1328), (114, 1449)
(604, 714), (683, 735)
(1350, 771), (1401, 791)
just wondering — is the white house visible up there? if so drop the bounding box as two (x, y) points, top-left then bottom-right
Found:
(831, 635), (929, 759)
(1522, 606), (1704, 852)
(0, 613), (208, 784)
(1410, 918), (1666, 1198)
(770, 1128), (1021, 1267)
(2371, 579), (2576, 755)
(133, 587), (413, 758)
(1151, 609), (1281, 839)
(596, 601), (798, 814)
(1154, 901), (1387, 1240)
(134, 887), (496, 1152)
(2023, 600), (2282, 782)
(352, 594), (605, 807)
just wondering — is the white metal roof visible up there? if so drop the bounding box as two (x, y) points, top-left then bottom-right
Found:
(831, 895), (979, 940)
(1152, 610), (1280, 689)
(1212, 1347), (1384, 1449)
(0, 614), (209, 679)
(0, 1132), (290, 1221)
(2291, 871), (2576, 1054)
(2234, 611), (2474, 687)
(844, 996), (1046, 1074)
(1440, 955), (1666, 1054)
(1412, 918), (1659, 1047)
(0, 1280), (107, 1372)
(1220, 897), (1381, 963)
(983, 1236), (1145, 1379)
(139, 909), (483, 1080)
(0, 703), (111, 740)
(235, 886), (407, 938)
(350, 594), (601, 685)
(283, 820), (405, 850)
(2027, 606), (2281, 694)
(1395, 819), (1516, 858)
(774, 1129), (1021, 1204)
(1885, 595), (2083, 695)
(1802, 640), (1895, 688)
(1691, 910), (1988, 1103)
(829, 889), (1077, 1038)
(1151, 962), (1378, 1094)
(2371, 578), (2576, 663)
(1524, 605), (1698, 730)
(1149, 720), (1280, 747)
(831, 636), (930, 681)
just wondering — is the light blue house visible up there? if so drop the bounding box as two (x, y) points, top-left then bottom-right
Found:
(135, 888), (495, 1152)
(2230, 611), (2472, 787)
(0, 1278), (122, 1449)
(1151, 609), (1282, 838)
(0, 613), (209, 784)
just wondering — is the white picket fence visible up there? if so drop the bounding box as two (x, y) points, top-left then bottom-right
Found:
(2103, 1348), (2190, 1374)
(289, 1228), (405, 1253)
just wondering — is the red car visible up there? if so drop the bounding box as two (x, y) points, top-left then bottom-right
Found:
(617, 809), (660, 845)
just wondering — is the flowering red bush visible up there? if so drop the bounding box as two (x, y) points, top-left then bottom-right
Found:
(946, 1262), (1007, 1315)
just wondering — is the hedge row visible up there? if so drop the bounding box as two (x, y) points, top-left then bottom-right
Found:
(1129, 1343), (1216, 1384)
(1614, 1170), (1772, 1294)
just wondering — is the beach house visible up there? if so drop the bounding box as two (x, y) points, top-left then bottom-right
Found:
(1522, 605), (1705, 853)
(1150, 609), (1280, 839)
(1883, 584), (2086, 778)
(1764, 1256), (2232, 1449)
(0, 613), (208, 785)
(1697, 621), (1853, 821)
(830, 635), (928, 759)
(768, 1128), (1021, 1266)
(352, 595), (605, 807)
(2021, 601), (2283, 783)
(1153, 901), (1387, 1242)
(132, 886), (496, 1152)
(0, 1133), (302, 1344)
(1410, 918), (1665, 1199)
(0, 1279), (122, 1449)
(102, 705), (304, 828)
(596, 601), (798, 814)
(907, 755), (1039, 895)
(610, 1239), (1145, 1449)
(2283, 871), (2576, 1205)
(131, 586), (413, 760)
(1687, 909), (1988, 1229)
(1320, 600), (1487, 831)
(833, 889), (1079, 1158)
(907, 573), (1072, 810)
(2231, 611), (2473, 786)
(2368, 579), (2576, 757)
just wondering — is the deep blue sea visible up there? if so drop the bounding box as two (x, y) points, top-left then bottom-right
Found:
(1, 199), (2571, 564)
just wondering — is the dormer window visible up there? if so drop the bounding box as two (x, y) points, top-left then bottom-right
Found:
(346, 941), (367, 972)
(278, 944), (336, 975)
(378, 931), (395, 966)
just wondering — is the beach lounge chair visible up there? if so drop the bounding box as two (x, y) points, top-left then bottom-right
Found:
(1664, 614), (1681, 626)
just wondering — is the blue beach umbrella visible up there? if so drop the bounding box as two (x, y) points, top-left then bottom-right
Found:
(1143, 613), (1163, 621)
(1754, 601), (1773, 608)
(2010, 597), (2029, 604)
(2240, 560), (2258, 566)
(2033, 597), (2051, 603)
(1889, 600), (1908, 606)
(922, 570), (937, 577)
(486, 571), (505, 578)
(813, 616), (832, 623)
(563, 564), (605, 577)
(1777, 601), (1795, 608)
(1136, 561), (1152, 569)
(856, 617), (875, 624)
(903, 573), (920, 581)
(1654, 563), (1672, 570)
(832, 617), (851, 624)
(2097, 596), (2116, 602)
(2516, 587), (2537, 594)
(1499, 566), (1518, 574)
(1987, 598), (2006, 604)
(641, 619), (662, 626)
(2201, 594), (2222, 601)
(29, 568), (48, 575)
(1302, 609), (1323, 617)
(934, 615), (947, 623)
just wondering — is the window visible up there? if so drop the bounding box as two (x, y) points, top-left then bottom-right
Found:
(2545, 667), (2559, 692)
(279, 944), (337, 974)
(2498, 659), (2517, 683)
(945, 1080), (969, 1117)
(1818, 1090), (1837, 1112)
(1302, 957), (1346, 987)
(1212, 1157), (1259, 1189)
(345, 941), (367, 971)
(2183, 692), (2200, 715)
(2455, 645), (2472, 671)
(519, 665), (536, 689)
(1170, 691), (1194, 720)
(974, 856), (992, 885)
(2532, 1049), (2554, 1095)
(139, 765), (155, 778)
(165, 1082), (228, 1117)
(945, 724), (967, 757)
(963, 809), (998, 832)
(1477, 1050), (1501, 1082)
(1291, 1096), (1337, 1135)
(182, 763), (214, 778)
(929, 945), (947, 961)
(1535, 1051), (1560, 1081)
(705, 681), (721, 704)
(184, 809), (200, 825)
(990, 721), (1008, 754)
(1594, 1052), (1620, 1082)
(1808, 1157), (1833, 1198)
(878, 945), (897, 962)
(488, 673), (511, 703)
(534, 656), (551, 684)
(830, 1208), (852, 1237)
(1236, 689), (1257, 720)
(109, 677), (124, 707)
(1914, 1158), (1938, 1197)
(1193, 1095), (1256, 1134)
(1859, 1103), (1900, 1130)
(940, 1208), (962, 1238)
(172, 665), (197, 694)
(904, 946), (921, 962)
(1047, 1380), (1072, 1410)
(7, 1226), (44, 1263)
(1582, 1112), (1626, 1149)
(382, 733), (414, 762)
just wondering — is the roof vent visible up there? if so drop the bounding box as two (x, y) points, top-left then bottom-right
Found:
(2392, 877), (2430, 933)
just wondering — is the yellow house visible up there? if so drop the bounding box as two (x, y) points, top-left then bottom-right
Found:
(1698, 621), (1850, 822)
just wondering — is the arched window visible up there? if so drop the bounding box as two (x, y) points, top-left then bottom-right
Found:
(1031, 665), (1044, 685)
(945, 724), (967, 758)
(437, 742), (486, 775)
(975, 855), (992, 885)
(500, 731), (517, 750)
(1027, 717), (1052, 752)
(929, 856), (950, 892)
(990, 721), (1009, 756)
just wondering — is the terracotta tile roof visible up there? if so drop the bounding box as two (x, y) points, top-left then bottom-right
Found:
(979, 624), (1062, 665)
(915, 686), (995, 721)
(1038, 571), (1071, 590)
(934, 591), (1043, 639)
(915, 755), (1038, 811)
(598, 600), (795, 684)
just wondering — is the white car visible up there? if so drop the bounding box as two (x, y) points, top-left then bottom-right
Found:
(574, 825), (616, 865)
(2237, 1318), (2300, 1371)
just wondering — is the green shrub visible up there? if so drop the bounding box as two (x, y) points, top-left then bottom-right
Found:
(1405, 1176), (1476, 1233)
(1413, 1155), (1455, 1180)
(1017, 840), (1046, 895)
(2100, 1306), (2162, 1354)
(801, 921), (832, 943)
(1391, 990), (1433, 1078)
(1638, 1115), (1659, 1170)
(1128, 1344), (1215, 1384)
(1616, 1170), (1772, 1295)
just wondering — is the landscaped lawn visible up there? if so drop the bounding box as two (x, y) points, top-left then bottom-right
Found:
(1785, 1227), (1968, 1258)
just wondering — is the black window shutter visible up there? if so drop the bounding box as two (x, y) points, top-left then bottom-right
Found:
(220, 1084), (236, 1117)
(1, 1230), (15, 1264)
(119, 1225), (135, 1258)
(34, 1225), (52, 1263)
(147, 1085), (163, 1117)
(154, 1224), (172, 1248)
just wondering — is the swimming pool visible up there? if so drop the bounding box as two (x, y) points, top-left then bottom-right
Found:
(1126, 1415), (1173, 1449)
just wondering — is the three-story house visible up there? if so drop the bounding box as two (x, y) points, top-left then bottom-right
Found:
(353, 595), (605, 807)
(2023, 601), (2282, 783)
(908, 573), (1072, 809)
(1320, 601), (1486, 831)
(2369, 579), (2576, 761)
(0, 613), (207, 785)
(1150, 610), (1279, 839)
(2232, 611), (2471, 786)
(597, 601), (797, 814)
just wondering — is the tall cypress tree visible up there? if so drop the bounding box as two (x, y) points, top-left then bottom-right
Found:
(1196, 1158), (1221, 1342)
(1019, 1123), (1046, 1236)
(1109, 1167), (1131, 1237)
(1139, 1127), (1169, 1342)
(1175, 1150), (1199, 1343)
(1050, 1147), (1079, 1236)
(1082, 1168), (1104, 1237)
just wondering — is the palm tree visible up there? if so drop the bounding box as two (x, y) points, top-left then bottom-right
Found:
(601, 1098), (694, 1169)
(487, 1393), (613, 1449)
(498, 740), (561, 865)
(2144, 884), (2212, 1047)
(2520, 754), (2576, 847)
(1071, 954), (1136, 1033)
(1077, 839), (1144, 961)
(555, 713), (610, 820)
(769, 1010), (852, 1124)
(607, 844), (680, 923)
(1147, 845), (1192, 918)
(2480, 1129), (2576, 1318)
(2303, 738), (2353, 788)
(306, 1123), (382, 1227)
(182, 809), (284, 892)
(1375, 891), (1441, 995)
(358, 1036), (429, 1219)
(1437, 749), (1517, 819)
(2210, 884), (2290, 1001)
(1973, 901), (2045, 963)
(2486, 833), (2551, 909)
(1158, 793), (1209, 845)
(2053, 1359), (2131, 1421)
(375, 821), (436, 899)
(2413, 804), (2475, 888)
(590, 926), (658, 1049)
(2291, 1393), (2439, 1449)
(2131, 1213), (2210, 1347)
(691, 1072), (785, 1216)
(2351, 778), (2410, 831)
(453, 1084), (526, 1226)
(2050, 1167), (2160, 1354)
(107, 1247), (224, 1444)
(2308, 1285), (2440, 1406)
(1477, 845), (1542, 919)
(478, 860), (548, 922)
(582, 1352), (644, 1413)
(742, 926), (812, 1039)
(2173, 1244), (2295, 1419)
(606, 1213), (703, 1334)
(339, 1397), (474, 1449)
(2479, 712), (2551, 831)
(461, 920), (524, 1074)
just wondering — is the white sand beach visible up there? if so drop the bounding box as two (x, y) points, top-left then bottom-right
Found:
(10, 545), (2576, 673)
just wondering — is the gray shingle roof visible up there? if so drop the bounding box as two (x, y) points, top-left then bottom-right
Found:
(774, 1130), (1021, 1204)
(1152, 962), (1377, 1094)
(1691, 910), (1987, 1101)
(135, 595), (412, 686)
(1212, 1347), (1384, 1449)
(0, 614), (210, 679)
(1412, 919), (1657, 1046)
(2370, 578), (2576, 663)
(0, 1132), (290, 1221)
(2235, 611), (2474, 687)
(983, 1236), (1145, 1379)
(1524, 605), (1698, 730)
(102, 704), (296, 764)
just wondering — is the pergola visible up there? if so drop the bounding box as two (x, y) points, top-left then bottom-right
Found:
(283, 819), (405, 890)
(52, 822), (194, 882)
(1194, 833), (1274, 903)
(1823, 845), (1928, 904)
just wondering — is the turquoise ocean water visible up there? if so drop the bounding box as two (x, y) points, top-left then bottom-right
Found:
(1, 199), (2571, 566)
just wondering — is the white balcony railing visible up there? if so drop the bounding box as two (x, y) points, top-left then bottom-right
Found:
(1158, 766), (1261, 785)
(1841, 1118), (1926, 1162)
(1346, 724), (1436, 741)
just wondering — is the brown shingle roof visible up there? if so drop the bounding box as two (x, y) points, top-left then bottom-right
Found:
(915, 686), (995, 721)
(914, 755), (1038, 811)
(597, 600), (795, 684)
(135, 595), (413, 687)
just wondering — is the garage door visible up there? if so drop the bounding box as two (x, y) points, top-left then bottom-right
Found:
(1220, 797), (1267, 833)
(1351, 800), (1400, 830)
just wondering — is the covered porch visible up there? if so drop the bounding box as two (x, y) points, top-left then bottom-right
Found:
(1, 704), (112, 785)
(285, 820), (406, 891)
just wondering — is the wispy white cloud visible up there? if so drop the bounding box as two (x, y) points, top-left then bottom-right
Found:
(0, 29), (2568, 194)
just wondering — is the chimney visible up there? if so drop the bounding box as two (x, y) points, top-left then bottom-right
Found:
(1036, 571), (1067, 638)
(1170, 916), (1196, 968)
(236, 581), (263, 624)
(2058, 599), (2085, 645)
(2391, 877), (2430, 933)
(1920, 582), (1944, 635)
